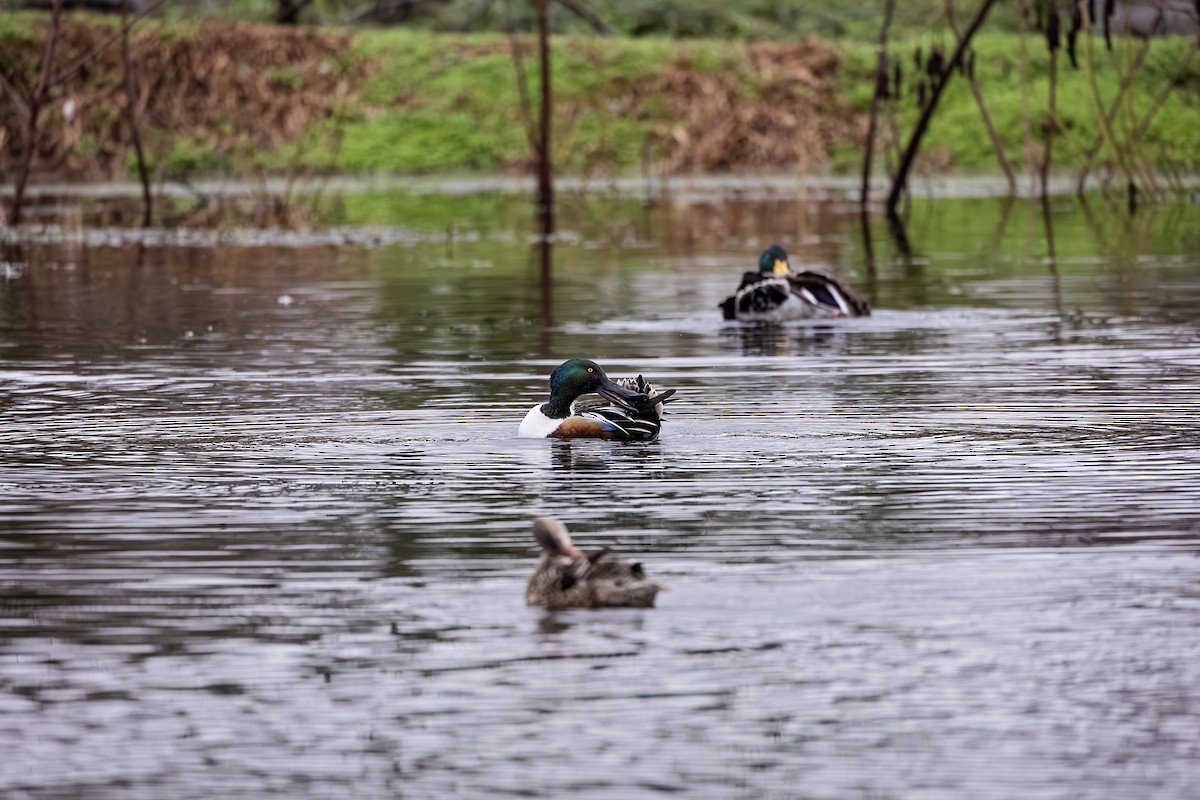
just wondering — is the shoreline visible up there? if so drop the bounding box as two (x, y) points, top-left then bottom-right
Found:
(9, 172), (1192, 205)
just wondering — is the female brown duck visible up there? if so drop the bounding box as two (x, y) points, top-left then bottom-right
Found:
(526, 517), (663, 609)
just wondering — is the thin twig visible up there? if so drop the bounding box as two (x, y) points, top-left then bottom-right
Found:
(554, 0), (612, 34)
(121, 0), (153, 227)
(9, 0), (65, 226)
(1075, 3), (1156, 196)
(946, 0), (1014, 193)
(1017, 0), (1037, 190)
(860, 0), (896, 210)
(886, 0), (999, 218)
(506, 2), (538, 155)
(1041, 33), (1058, 199)
(0, 71), (31, 123)
(52, 0), (170, 87)
(1125, 38), (1198, 152)
(1075, 7), (1154, 194)
(536, 0), (553, 235)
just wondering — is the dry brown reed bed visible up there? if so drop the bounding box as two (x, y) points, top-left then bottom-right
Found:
(1, 17), (372, 180)
(612, 40), (858, 173)
(1, 19), (857, 184)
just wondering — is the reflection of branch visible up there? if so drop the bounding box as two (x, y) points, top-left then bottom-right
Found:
(1041, 195), (1062, 317)
(886, 209), (911, 258)
(859, 205), (877, 300)
(988, 194), (1014, 256)
(1076, 192), (1112, 255)
(946, 0), (1014, 193)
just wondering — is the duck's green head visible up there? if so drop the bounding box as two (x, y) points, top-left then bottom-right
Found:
(547, 358), (642, 413)
(759, 244), (790, 276)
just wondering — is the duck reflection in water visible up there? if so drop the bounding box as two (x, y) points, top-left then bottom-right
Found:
(551, 441), (611, 472)
(724, 323), (839, 357)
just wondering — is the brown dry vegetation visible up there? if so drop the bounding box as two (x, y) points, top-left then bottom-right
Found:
(0, 17), (374, 180)
(621, 40), (859, 172)
(0, 17), (860, 182)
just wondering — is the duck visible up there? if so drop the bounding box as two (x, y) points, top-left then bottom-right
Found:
(518, 358), (676, 441)
(719, 244), (870, 322)
(526, 516), (663, 609)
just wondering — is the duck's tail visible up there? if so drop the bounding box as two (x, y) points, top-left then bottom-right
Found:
(788, 270), (871, 316)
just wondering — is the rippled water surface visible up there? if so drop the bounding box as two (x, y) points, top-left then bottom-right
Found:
(3, 192), (1200, 798)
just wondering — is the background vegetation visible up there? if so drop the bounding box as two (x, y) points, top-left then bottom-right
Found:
(1, 1), (1197, 185)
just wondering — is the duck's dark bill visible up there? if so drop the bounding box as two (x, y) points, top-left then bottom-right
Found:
(597, 379), (646, 411)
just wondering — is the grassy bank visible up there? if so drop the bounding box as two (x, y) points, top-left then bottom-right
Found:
(1, 12), (1197, 183)
(837, 31), (1200, 176)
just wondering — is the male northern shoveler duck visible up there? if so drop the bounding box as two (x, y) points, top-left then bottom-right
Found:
(518, 358), (676, 441)
(526, 516), (663, 609)
(719, 244), (870, 322)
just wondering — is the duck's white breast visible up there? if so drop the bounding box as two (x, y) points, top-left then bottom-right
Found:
(518, 404), (560, 438)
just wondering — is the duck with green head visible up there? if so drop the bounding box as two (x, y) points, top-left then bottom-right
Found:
(518, 358), (676, 441)
(719, 244), (870, 322)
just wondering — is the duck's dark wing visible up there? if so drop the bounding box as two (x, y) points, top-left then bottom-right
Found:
(725, 275), (793, 319)
(582, 408), (662, 441)
(787, 270), (870, 316)
(571, 376), (675, 442)
(720, 271), (768, 319)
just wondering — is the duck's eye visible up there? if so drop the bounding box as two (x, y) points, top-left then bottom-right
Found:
(587, 368), (593, 373)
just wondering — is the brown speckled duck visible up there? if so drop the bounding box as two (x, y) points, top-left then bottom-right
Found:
(526, 517), (663, 609)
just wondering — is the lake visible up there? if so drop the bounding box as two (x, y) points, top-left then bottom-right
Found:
(2, 184), (1199, 798)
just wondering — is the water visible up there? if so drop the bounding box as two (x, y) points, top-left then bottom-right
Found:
(2, 191), (1200, 799)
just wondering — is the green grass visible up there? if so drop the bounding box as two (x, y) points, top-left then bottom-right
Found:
(838, 31), (1200, 173)
(329, 27), (1200, 176)
(338, 25), (1200, 176)
(332, 30), (728, 174)
(2, 11), (1197, 179)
